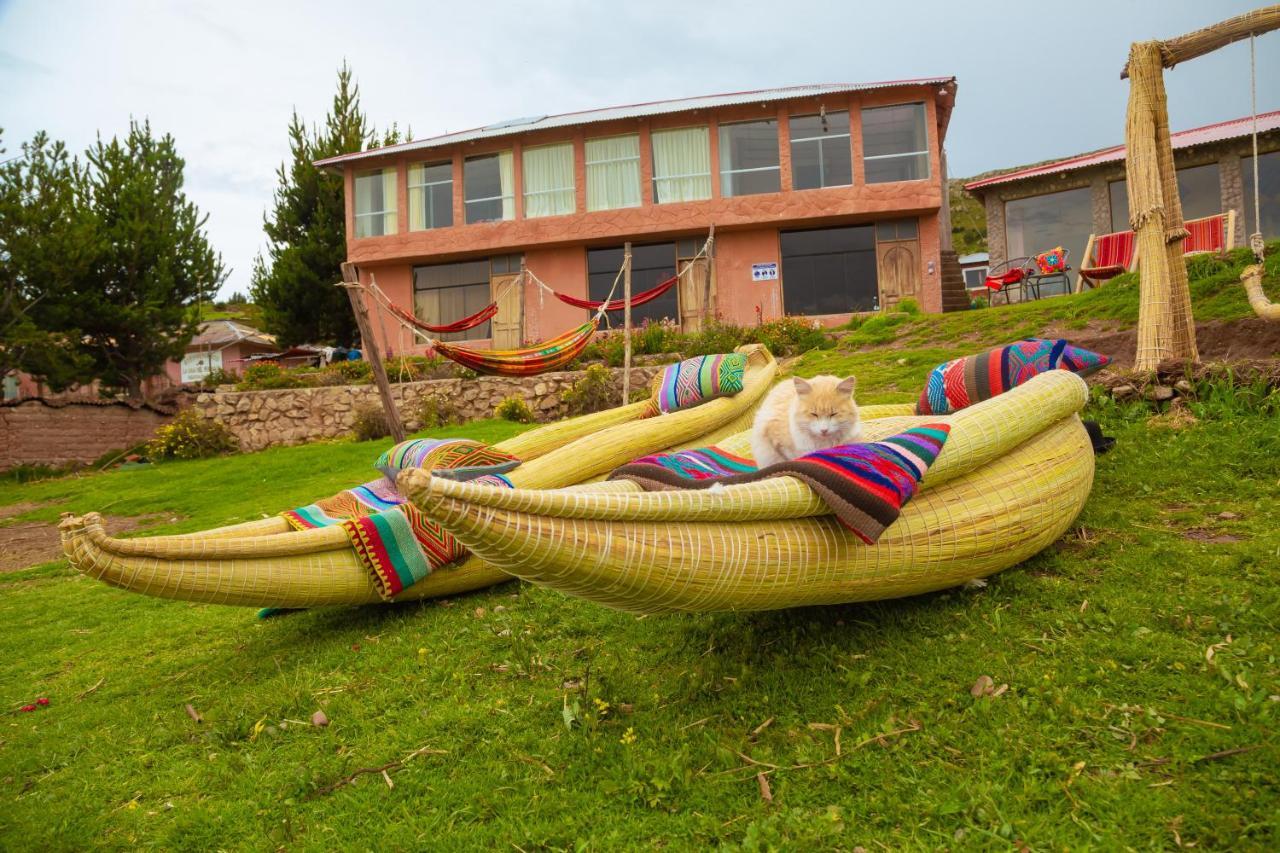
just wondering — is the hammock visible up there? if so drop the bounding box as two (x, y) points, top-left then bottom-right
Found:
(553, 273), (679, 311)
(432, 319), (600, 377)
(387, 299), (498, 334)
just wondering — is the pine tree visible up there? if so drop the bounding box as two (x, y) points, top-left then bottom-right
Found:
(251, 62), (405, 347)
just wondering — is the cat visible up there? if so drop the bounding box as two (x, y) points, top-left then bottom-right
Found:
(749, 375), (861, 467)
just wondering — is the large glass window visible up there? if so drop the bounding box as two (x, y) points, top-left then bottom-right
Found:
(587, 243), (679, 325)
(1005, 186), (1093, 274)
(651, 127), (711, 203)
(1110, 162), (1224, 232)
(780, 225), (879, 314)
(719, 119), (780, 197)
(408, 162), (452, 231)
(523, 142), (575, 218)
(790, 111), (852, 190)
(586, 134), (641, 211)
(1108, 180), (1128, 233)
(861, 103), (929, 183)
(1243, 150), (1280, 238)
(464, 152), (515, 223)
(413, 260), (492, 342)
(354, 168), (397, 238)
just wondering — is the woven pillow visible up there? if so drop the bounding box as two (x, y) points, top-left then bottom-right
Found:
(654, 353), (747, 414)
(1034, 246), (1067, 274)
(376, 438), (520, 484)
(916, 338), (1110, 415)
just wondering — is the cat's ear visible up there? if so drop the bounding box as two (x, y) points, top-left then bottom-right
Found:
(792, 377), (812, 395)
(836, 376), (857, 395)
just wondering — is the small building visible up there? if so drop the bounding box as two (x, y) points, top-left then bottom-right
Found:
(966, 110), (1280, 273)
(316, 80), (968, 355)
(957, 251), (990, 296)
(172, 320), (277, 383)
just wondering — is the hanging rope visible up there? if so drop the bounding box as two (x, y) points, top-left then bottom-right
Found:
(1249, 32), (1265, 262)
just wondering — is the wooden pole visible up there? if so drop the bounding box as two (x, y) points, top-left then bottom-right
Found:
(622, 243), (632, 405)
(1120, 5), (1280, 78)
(705, 224), (716, 329)
(518, 259), (527, 347)
(342, 262), (405, 443)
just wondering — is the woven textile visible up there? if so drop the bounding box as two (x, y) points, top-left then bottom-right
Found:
(916, 339), (1110, 416)
(1034, 246), (1067, 274)
(433, 319), (599, 377)
(655, 353), (747, 414)
(611, 425), (949, 544)
(282, 478), (403, 530)
(376, 438), (520, 483)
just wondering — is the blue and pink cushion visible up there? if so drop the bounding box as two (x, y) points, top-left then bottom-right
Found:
(916, 339), (1110, 416)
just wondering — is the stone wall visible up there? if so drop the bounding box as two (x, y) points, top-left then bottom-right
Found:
(191, 365), (662, 452)
(0, 400), (173, 471)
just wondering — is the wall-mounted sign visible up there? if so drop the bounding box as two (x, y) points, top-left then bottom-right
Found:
(181, 350), (222, 383)
(751, 262), (778, 282)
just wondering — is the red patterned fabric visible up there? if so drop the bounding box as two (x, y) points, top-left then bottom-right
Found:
(387, 299), (499, 334)
(984, 268), (1025, 291)
(1183, 215), (1225, 254)
(1082, 231), (1135, 283)
(554, 274), (679, 311)
(432, 319), (599, 377)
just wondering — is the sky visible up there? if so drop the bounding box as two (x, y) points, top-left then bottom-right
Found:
(2, 0), (1277, 299)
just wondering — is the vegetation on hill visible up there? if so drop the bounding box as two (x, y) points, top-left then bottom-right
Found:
(948, 178), (987, 256)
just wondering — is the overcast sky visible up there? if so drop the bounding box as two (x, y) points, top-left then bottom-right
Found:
(2, 0), (1276, 299)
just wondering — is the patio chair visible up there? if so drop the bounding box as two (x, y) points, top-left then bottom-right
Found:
(1183, 211), (1236, 255)
(1026, 246), (1072, 299)
(983, 257), (1034, 305)
(1076, 230), (1137, 292)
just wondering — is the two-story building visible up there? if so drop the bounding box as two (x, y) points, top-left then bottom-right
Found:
(316, 80), (962, 353)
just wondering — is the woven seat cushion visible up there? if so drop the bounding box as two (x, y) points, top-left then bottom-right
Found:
(653, 353), (748, 414)
(1081, 264), (1125, 281)
(916, 339), (1110, 416)
(376, 437), (520, 484)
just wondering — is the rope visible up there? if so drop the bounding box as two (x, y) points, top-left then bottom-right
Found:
(1249, 32), (1265, 261)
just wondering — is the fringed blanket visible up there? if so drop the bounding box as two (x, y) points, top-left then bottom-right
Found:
(610, 425), (950, 544)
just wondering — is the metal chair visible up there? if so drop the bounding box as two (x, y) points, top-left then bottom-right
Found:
(983, 257), (1034, 305)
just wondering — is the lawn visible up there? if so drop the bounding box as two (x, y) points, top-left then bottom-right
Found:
(2, 274), (1278, 848)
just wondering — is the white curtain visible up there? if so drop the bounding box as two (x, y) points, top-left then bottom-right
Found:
(498, 151), (515, 220)
(408, 163), (426, 230)
(586, 135), (640, 211)
(523, 143), (575, 217)
(651, 127), (710, 203)
(354, 168), (398, 237)
(381, 169), (397, 234)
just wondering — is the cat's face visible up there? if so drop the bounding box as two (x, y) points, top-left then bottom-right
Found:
(792, 376), (859, 441)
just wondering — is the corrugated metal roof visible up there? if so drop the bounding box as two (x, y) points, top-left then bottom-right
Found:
(965, 109), (1280, 191)
(188, 320), (275, 349)
(315, 79), (957, 169)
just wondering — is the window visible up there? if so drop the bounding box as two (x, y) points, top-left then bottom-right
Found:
(963, 267), (990, 291)
(790, 111), (852, 190)
(651, 127), (711, 203)
(586, 135), (641, 211)
(523, 142), (575, 218)
(862, 103), (929, 183)
(587, 242), (679, 325)
(876, 218), (918, 241)
(408, 162), (453, 230)
(1005, 187), (1092, 281)
(413, 260), (492, 342)
(1243, 150), (1280, 238)
(1111, 163), (1223, 232)
(719, 119), (780, 197)
(464, 152), (514, 223)
(780, 225), (879, 314)
(354, 168), (397, 237)
(1108, 180), (1128, 232)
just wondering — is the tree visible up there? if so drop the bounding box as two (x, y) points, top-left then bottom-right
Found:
(251, 62), (405, 347)
(76, 121), (226, 396)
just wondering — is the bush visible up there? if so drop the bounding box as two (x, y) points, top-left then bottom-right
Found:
(415, 392), (463, 429)
(201, 367), (239, 387)
(146, 411), (239, 461)
(896, 298), (922, 315)
(683, 321), (749, 357)
(351, 404), (391, 441)
(495, 395), (535, 423)
(562, 364), (618, 416)
(753, 316), (830, 356)
(322, 359), (373, 385)
(235, 362), (305, 391)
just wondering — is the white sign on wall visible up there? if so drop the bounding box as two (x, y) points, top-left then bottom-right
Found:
(751, 262), (778, 282)
(181, 349), (223, 383)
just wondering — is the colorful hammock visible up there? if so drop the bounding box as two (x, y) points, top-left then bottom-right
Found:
(432, 319), (600, 377)
(553, 274), (679, 311)
(387, 299), (499, 334)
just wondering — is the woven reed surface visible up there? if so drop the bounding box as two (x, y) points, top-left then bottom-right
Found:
(1242, 264), (1280, 319)
(58, 345), (777, 607)
(408, 411), (1094, 613)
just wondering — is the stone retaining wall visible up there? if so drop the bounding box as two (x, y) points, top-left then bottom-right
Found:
(191, 366), (662, 452)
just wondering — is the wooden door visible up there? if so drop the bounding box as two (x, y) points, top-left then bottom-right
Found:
(877, 241), (920, 311)
(677, 257), (711, 333)
(490, 272), (523, 349)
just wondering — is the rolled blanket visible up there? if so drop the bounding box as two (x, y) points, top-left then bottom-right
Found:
(610, 426), (950, 544)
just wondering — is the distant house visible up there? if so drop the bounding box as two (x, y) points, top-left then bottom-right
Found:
(958, 251), (989, 296)
(965, 110), (1280, 271)
(172, 321), (277, 383)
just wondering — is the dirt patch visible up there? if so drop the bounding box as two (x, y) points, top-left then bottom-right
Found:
(1181, 528), (1247, 544)
(1050, 318), (1280, 370)
(0, 502), (46, 522)
(0, 512), (173, 573)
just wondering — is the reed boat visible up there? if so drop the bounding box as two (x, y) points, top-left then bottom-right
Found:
(400, 370), (1096, 613)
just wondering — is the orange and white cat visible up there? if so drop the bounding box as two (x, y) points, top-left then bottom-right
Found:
(749, 375), (861, 467)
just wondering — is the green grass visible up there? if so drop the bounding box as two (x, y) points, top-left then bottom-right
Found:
(2, 271), (1279, 848)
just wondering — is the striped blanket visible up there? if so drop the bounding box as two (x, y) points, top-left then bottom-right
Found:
(610, 425), (949, 544)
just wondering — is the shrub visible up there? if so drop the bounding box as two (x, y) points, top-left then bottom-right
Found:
(753, 316), (829, 356)
(236, 362), (305, 391)
(562, 364), (618, 416)
(896, 298), (922, 315)
(201, 367), (238, 387)
(322, 359), (373, 385)
(415, 392), (463, 429)
(495, 395), (535, 423)
(146, 411), (239, 461)
(351, 404), (391, 441)
(683, 321), (749, 357)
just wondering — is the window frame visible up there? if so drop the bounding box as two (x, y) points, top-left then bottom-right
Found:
(412, 260), (493, 342)
(650, 126), (712, 204)
(353, 167), (397, 238)
(522, 141), (576, 219)
(464, 152), (515, 224)
(585, 133), (642, 212)
(860, 102), (931, 184)
(407, 161), (454, 231)
(789, 110), (853, 191)
(718, 118), (781, 198)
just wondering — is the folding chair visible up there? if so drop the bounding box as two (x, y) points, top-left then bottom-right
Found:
(1076, 230), (1137, 292)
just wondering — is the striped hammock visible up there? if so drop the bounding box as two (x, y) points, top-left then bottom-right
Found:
(553, 274), (679, 311)
(432, 319), (600, 377)
(387, 299), (498, 334)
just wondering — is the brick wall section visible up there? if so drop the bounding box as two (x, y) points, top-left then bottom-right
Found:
(191, 365), (663, 452)
(0, 401), (171, 470)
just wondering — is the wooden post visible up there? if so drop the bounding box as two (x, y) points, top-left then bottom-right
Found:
(518, 259), (527, 347)
(622, 243), (632, 405)
(342, 262), (405, 443)
(704, 224), (716, 327)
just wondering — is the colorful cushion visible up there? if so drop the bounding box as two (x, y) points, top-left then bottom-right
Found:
(375, 438), (520, 484)
(610, 425), (950, 544)
(915, 339), (1111, 416)
(1034, 246), (1067, 275)
(654, 353), (747, 414)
